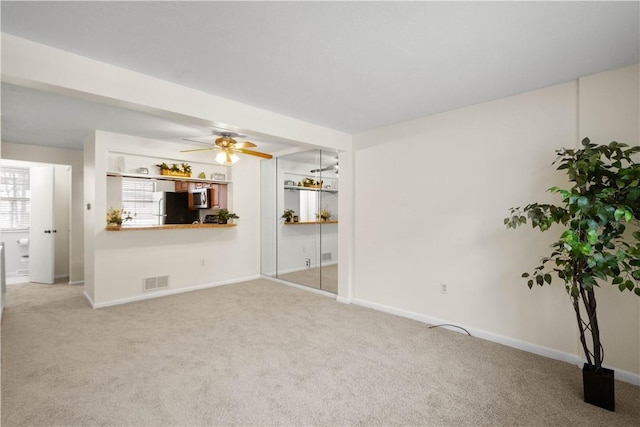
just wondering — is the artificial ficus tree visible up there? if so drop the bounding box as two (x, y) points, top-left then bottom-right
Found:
(505, 138), (640, 371)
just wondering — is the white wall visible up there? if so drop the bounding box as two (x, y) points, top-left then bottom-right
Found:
(577, 64), (640, 380)
(352, 65), (640, 382)
(85, 131), (262, 307)
(83, 134), (96, 300)
(54, 165), (70, 278)
(2, 142), (83, 283)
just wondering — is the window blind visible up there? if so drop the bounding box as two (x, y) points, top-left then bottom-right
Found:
(122, 178), (157, 226)
(0, 167), (31, 230)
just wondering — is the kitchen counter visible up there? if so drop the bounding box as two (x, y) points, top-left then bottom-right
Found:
(106, 223), (236, 231)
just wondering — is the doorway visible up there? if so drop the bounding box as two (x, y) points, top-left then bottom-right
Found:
(0, 159), (72, 285)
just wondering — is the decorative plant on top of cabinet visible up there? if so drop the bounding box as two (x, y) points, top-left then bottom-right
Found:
(156, 162), (192, 177)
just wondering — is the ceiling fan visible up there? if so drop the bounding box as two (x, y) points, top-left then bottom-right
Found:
(311, 162), (339, 174)
(181, 132), (273, 165)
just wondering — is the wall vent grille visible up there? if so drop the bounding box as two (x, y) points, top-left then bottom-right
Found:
(143, 275), (169, 292)
(322, 252), (332, 261)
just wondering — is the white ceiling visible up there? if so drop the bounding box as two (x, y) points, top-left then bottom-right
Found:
(1, 1), (639, 151)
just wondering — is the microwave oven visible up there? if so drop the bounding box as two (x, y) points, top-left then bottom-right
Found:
(188, 188), (211, 209)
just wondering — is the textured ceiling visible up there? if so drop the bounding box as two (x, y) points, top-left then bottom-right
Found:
(1, 1), (639, 149)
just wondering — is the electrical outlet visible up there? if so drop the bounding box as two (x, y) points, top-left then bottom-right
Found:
(440, 283), (448, 294)
(305, 258), (311, 268)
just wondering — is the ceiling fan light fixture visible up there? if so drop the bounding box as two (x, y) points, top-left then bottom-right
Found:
(215, 150), (240, 165)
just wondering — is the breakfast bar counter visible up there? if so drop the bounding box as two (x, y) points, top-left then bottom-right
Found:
(106, 223), (236, 231)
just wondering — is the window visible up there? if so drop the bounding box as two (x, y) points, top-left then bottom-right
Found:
(121, 178), (157, 226)
(0, 167), (31, 230)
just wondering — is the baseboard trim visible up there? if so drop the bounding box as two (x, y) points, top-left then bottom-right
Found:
(69, 280), (84, 286)
(261, 275), (337, 299)
(264, 261), (339, 277)
(351, 297), (640, 386)
(91, 275), (261, 309)
(83, 291), (95, 309)
(336, 296), (352, 304)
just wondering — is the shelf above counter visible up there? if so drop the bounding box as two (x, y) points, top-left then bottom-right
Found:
(284, 185), (337, 193)
(284, 220), (338, 225)
(106, 223), (237, 231)
(107, 171), (231, 184)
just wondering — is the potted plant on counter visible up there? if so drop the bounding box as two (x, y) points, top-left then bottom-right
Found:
(214, 209), (239, 225)
(316, 208), (332, 221)
(282, 209), (295, 223)
(106, 207), (134, 229)
(504, 138), (640, 411)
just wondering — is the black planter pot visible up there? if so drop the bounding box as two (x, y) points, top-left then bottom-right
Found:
(582, 363), (615, 411)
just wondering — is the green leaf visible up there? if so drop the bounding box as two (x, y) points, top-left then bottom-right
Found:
(570, 285), (580, 298)
(577, 242), (592, 255)
(521, 272), (530, 278)
(612, 276), (623, 284)
(614, 208), (625, 221)
(536, 275), (543, 286)
(527, 279), (533, 289)
(544, 274), (552, 284)
(577, 196), (589, 209)
(635, 288), (640, 296)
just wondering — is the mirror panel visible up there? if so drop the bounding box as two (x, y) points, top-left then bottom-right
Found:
(262, 149), (338, 293)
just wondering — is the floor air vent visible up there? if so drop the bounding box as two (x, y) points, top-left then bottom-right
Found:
(322, 252), (332, 261)
(143, 275), (169, 292)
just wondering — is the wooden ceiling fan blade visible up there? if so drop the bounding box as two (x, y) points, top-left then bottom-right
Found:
(233, 141), (257, 149)
(180, 147), (218, 153)
(236, 148), (273, 159)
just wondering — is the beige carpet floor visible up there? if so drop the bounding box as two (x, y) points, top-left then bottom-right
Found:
(277, 264), (338, 293)
(1, 279), (639, 426)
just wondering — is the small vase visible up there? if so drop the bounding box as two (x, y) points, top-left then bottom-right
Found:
(107, 222), (121, 229)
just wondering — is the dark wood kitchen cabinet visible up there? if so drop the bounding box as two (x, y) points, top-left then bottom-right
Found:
(175, 181), (227, 209)
(212, 183), (227, 209)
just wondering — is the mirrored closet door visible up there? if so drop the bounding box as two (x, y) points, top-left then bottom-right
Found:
(261, 149), (338, 293)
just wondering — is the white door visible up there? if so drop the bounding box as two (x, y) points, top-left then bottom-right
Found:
(29, 166), (55, 284)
